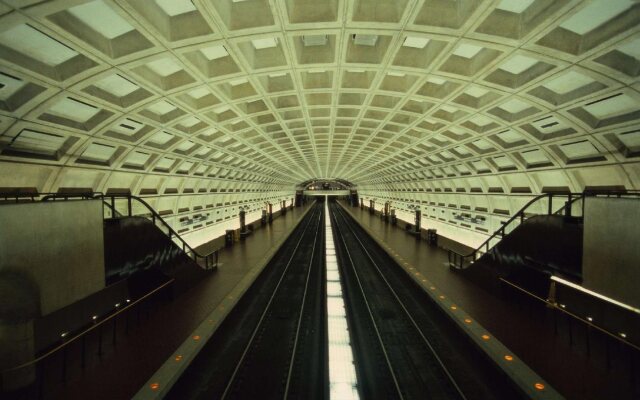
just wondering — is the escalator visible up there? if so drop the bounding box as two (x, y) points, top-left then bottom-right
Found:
(104, 216), (208, 296)
(468, 213), (583, 299)
(40, 192), (218, 296)
(448, 193), (584, 294)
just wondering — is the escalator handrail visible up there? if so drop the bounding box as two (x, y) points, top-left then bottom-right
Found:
(101, 199), (123, 218)
(448, 189), (640, 269)
(96, 193), (218, 270)
(6, 191), (217, 269)
(448, 193), (569, 269)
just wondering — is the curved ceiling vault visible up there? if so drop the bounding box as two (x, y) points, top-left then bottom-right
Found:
(0, 0), (639, 201)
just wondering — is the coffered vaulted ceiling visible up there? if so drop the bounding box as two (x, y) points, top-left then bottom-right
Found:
(0, 0), (639, 193)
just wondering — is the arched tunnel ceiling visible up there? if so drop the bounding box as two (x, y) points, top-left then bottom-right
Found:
(0, 0), (639, 192)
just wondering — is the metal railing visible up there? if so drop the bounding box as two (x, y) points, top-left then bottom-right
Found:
(0, 191), (219, 270)
(0, 278), (174, 395)
(447, 192), (580, 269)
(96, 193), (218, 270)
(0, 191), (228, 395)
(500, 277), (640, 353)
(447, 190), (640, 270)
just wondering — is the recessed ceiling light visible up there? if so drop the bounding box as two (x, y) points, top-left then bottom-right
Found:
(0, 24), (78, 66)
(214, 105), (230, 114)
(560, 0), (633, 35)
(155, 0), (196, 16)
(302, 35), (328, 47)
(499, 54), (539, 74)
(200, 45), (228, 60)
(146, 58), (182, 77)
(499, 98), (530, 114)
(496, 0), (535, 14)
(403, 36), (430, 49)
(147, 101), (176, 115)
(352, 34), (378, 47)
(465, 86), (489, 98)
(251, 37), (278, 50)
(68, 1), (134, 39)
(426, 76), (446, 85)
(188, 87), (209, 99)
(453, 43), (483, 59)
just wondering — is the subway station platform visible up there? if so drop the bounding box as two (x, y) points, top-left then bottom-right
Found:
(42, 203), (314, 400)
(338, 201), (636, 400)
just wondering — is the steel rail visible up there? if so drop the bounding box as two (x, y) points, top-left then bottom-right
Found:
(283, 203), (323, 399)
(220, 206), (323, 399)
(331, 206), (405, 400)
(333, 204), (467, 400)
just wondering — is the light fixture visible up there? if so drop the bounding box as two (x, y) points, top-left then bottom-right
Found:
(403, 36), (430, 49)
(352, 34), (378, 47)
(302, 35), (328, 47)
(251, 37), (278, 50)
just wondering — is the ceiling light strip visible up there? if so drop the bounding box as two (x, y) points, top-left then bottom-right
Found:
(325, 197), (360, 400)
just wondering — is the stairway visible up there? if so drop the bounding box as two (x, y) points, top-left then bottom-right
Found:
(104, 216), (209, 294)
(447, 193), (585, 296)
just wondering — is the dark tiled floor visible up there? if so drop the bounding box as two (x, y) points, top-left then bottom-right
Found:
(38, 203), (313, 400)
(340, 202), (637, 400)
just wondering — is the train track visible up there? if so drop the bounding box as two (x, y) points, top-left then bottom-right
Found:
(168, 200), (520, 399)
(330, 202), (521, 400)
(167, 203), (326, 400)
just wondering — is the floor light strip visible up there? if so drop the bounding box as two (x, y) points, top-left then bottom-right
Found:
(325, 198), (360, 400)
